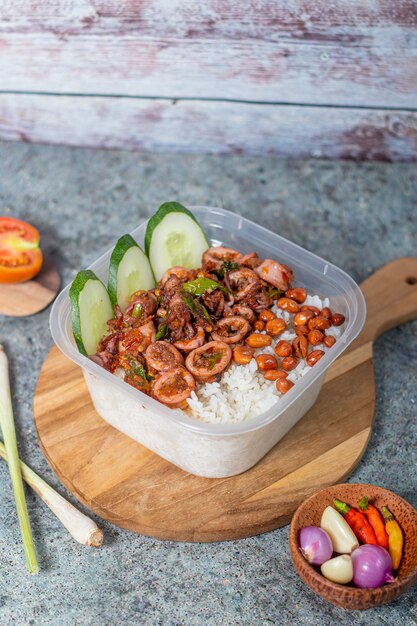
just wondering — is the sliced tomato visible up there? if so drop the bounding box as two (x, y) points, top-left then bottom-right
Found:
(0, 217), (43, 283)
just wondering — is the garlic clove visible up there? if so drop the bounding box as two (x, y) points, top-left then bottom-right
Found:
(320, 506), (359, 554)
(321, 554), (353, 584)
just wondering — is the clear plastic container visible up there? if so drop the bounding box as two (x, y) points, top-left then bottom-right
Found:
(50, 207), (366, 478)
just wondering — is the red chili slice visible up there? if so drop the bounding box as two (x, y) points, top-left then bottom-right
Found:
(185, 341), (232, 378)
(145, 341), (184, 372)
(152, 367), (195, 408)
(211, 316), (250, 344)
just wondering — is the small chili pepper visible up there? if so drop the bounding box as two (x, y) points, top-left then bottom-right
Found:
(333, 499), (378, 545)
(381, 506), (403, 570)
(358, 496), (389, 549)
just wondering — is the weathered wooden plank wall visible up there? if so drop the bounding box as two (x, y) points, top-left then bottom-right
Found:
(1, 94), (416, 161)
(0, 1), (416, 159)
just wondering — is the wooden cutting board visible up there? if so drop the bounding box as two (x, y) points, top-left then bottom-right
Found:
(0, 258), (60, 317)
(33, 259), (417, 542)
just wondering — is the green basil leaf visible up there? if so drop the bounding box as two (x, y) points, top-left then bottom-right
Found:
(222, 261), (240, 273)
(181, 291), (212, 323)
(182, 277), (230, 296)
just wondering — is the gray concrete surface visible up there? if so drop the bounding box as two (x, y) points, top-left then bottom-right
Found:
(0, 142), (416, 626)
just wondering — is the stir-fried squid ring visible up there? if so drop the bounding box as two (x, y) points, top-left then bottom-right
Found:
(118, 321), (155, 354)
(174, 326), (205, 352)
(145, 341), (184, 372)
(254, 259), (293, 291)
(211, 316), (250, 344)
(231, 303), (257, 323)
(225, 268), (260, 300)
(152, 367), (195, 408)
(185, 341), (232, 379)
(125, 291), (158, 316)
(202, 246), (242, 271)
(160, 266), (195, 286)
(239, 252), (260, 269)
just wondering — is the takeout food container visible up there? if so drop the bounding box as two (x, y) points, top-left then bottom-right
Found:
(50, 207), (366, 478)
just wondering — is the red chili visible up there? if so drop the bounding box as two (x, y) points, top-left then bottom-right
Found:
(333, 498), (378, 545)
(358, 496), (389, 549)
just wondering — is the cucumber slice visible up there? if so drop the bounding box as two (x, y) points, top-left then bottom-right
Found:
(145, 202), (209, 281)
(108, 234), (155, 311)
(69, 270), (113, 356)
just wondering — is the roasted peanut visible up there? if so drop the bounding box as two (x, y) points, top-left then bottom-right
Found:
(308, 329), (324, 346)
(265, 317), (286, 336)
(306, 349), (325, 367)
(245, 333), (272, 348)
(256, 354), (278, 371)
(233, 344), (255, 365)
(295, 324), (310, 337)
(285, 288), (307, 304)
(301, 305), (320, 317)
(281, 356), (299, 371)
(330, 313), (346, 326)
(264, 369), (288, 381)
(258, 309), (276, 322)
(276, 378), (295, 394)
(293, 311), (314, 327)
(323, 335), (336, 348)
(274, 340), (293, 357)
(308, 316), (331, 331)
(253, 320), (265, 331)
(277, 297), (300, 314)
(292, 335), (308, 359)
(320, 307), (332, 319)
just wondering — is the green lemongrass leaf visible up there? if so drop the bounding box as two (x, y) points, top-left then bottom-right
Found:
(0, 345), (38, 574)
(182, 277), (230, 296)
(0, 440), (103, 547)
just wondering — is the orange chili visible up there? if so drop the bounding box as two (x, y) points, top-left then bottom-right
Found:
(358, 496), (389, 549)
(333, 498), (378, 545)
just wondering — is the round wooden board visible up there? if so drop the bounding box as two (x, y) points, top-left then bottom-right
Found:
(0, 258), (60, 317)
(33, 259), (417, 542)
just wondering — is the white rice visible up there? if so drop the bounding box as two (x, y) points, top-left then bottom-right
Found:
(185, 294), (344, 424)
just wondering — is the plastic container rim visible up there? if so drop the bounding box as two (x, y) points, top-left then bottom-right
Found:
(50, 206), (366, 437)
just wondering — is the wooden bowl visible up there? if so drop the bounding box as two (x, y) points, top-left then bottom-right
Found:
(289, 483), (417, 610)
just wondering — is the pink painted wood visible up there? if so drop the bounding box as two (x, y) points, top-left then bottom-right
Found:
(1, 1), (416, 107)
(0, 1), (416, 159)
(0, 94), (416, 160)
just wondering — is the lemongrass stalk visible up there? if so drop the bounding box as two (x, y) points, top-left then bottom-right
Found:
(0, 440), (103, 547)
(0, 345), (38, 574)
